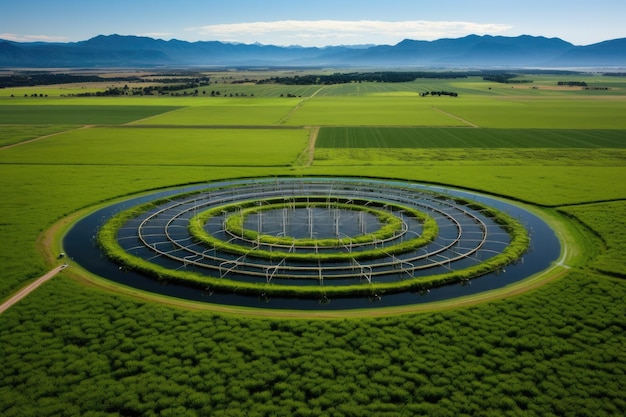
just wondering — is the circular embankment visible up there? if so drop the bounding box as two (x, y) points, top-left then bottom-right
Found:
(64, 177), (561, 312)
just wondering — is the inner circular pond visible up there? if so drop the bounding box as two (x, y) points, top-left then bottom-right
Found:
(244, 207), (381, 240)
(64, 177), (561, 310)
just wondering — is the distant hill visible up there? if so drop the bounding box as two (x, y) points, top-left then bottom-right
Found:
(1, 34), (625, 68)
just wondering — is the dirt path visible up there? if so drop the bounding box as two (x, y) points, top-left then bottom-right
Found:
(125, 108), (183, 125)
(0, 264), (67, 314)
(0, 125), (94, 150)
(304, 126), (319, 167)
(431, 106), (479, 128)
(278, 86), (326, 125)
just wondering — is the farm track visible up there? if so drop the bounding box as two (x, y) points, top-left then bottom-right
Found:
(277, 86), (326, 125)
(0, 264), (66, 314)
(432, 106), (479, 128)
(301, 126), (319, 167)
(125, 107), (185, 125)
(0, 125), (94, 150)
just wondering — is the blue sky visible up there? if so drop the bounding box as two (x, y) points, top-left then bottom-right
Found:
(1, 0), (624, 46)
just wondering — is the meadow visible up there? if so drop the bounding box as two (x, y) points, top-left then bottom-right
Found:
(129, 98), (303, 126)
(0, 72), (625, 416)
(316, 127), (626, 148)
(283, 96), (470, 126)
(0, 104), (182, 125)
(0, 127), (308, 167)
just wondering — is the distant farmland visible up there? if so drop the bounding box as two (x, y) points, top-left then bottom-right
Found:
(316, 127), (626, 148)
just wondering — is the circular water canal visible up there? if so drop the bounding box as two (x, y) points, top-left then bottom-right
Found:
(64, 178), (560, 310)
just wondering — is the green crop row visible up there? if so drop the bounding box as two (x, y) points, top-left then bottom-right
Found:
(0, 125), (79, 147)
(0, 104), (181, 124)
(129, 100), (302, 125)
(317, 127), (626, 149)
(435, 97), (626, 128)
(276, 94), (626, 128)
(283, 96), (469, 127)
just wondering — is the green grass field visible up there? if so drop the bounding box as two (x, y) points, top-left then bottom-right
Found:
(129, 99), (302, 126)
(0, 104), (182, 124)
(1, 73), (625, 417)
(316, 127), (626, 148)
(436, 97), (626, 128)
(283, 96), (470, 126)
(0, 125), (79, 147)
(0, 127), (308, 166)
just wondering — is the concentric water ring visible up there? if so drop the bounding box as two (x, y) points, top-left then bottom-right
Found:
(98, 178), (529, 299)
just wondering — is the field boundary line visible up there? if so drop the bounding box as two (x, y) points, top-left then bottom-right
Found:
(432, 106), (479, 128)
(0, 125), (94, 150)
(0, 264), (66, 314)
(125, 107), (185, 125)
(310, 86), (326, 98)
(114, 124), (304, 129)
(277, 86), (326, 125)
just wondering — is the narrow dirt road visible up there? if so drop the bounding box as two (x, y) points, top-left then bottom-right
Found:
(0, 264), (66, 314)
(431, 106), (479, 127)
(0, 125), (94, 150)
(303, 126), (319, 167)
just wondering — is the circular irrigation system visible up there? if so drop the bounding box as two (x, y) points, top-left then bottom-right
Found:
(64, 178), (561, 310)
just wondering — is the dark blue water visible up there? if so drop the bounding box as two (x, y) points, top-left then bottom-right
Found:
(63, 178), (560, 310)
(246, 208), (381, 240)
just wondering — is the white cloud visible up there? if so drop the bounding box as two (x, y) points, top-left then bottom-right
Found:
(187, 20), (513, 46)
(0, 33), (69, 42)
(136, 32), (175, 40)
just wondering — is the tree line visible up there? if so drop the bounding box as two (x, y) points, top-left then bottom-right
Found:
(0, 73), (210, 89)
(0, 73), (112, 88)
(420, 91), (459, 97)
(482, 73), (533, 84)
(257, 71), (472, 85)
(557, 81), (588, 86)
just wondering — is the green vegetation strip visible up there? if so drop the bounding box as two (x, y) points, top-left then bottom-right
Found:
(317, 127), (626, 149)
(98, 189), (529, 297)
(188, 197), (436, 261)
(223, 199), (404, 247)
(0, 105), (182, 125)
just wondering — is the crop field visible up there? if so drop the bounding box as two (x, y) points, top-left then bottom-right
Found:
(0, 125), (79, 147)
(129, 99), (302, 126)
(435, 97), (626, 128)
(0, 127), (308, 166)
(560, 201), (626, 276)
(0, 104), (182, 125)
(1, 72), (625, 417)
(283, 96), (470, 126)
(316, 127), (626, 148)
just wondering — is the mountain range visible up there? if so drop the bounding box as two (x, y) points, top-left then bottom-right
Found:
(1, 34), (625, 68)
